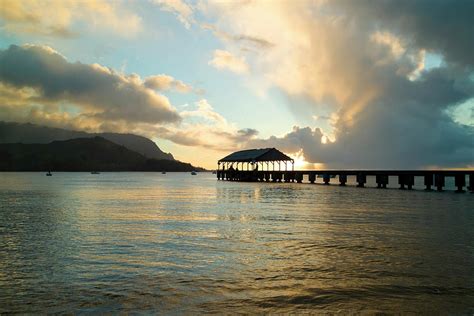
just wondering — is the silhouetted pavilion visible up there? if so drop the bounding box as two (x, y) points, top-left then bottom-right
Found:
(218, 148), (294, 171)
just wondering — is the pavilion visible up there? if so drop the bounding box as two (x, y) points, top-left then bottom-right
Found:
(218, 148), (294, 171)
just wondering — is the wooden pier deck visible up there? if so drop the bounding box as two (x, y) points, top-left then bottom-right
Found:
(217, 170), (474, 193)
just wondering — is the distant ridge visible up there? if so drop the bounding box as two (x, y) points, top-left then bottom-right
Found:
(0, 121), (174, 160)
(0, 137), (203, 172)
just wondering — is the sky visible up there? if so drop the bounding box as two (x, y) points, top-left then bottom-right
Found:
(0, 0), (473, 169)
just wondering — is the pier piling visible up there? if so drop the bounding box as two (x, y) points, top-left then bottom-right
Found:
(435, 174), (445, 191)
(339, 174), (347, 186)
(407, 175), (414, 190)
(376, 174), (388, 188)
(424, 174), (433, 191)
(454, 175), (466, 193)
(323, 174), (330, 185)
(296, 173), (303, 183)
(398, 175), (406, 190)
(356, 173), (366, 187)
(469, 174), (474, 193)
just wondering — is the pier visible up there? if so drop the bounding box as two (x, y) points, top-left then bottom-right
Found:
(217, 148), (474, 193)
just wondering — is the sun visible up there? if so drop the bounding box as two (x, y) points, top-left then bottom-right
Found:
(292, 150), (307, 169)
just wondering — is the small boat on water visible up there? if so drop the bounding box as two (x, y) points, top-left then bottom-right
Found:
(91, 171), (100, 174)
(46, 171), (52, 176)
(162, 171), (166, 174)
(191, 171), (197, 175)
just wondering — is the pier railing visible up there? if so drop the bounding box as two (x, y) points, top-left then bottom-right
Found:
(216, 170), (474, 193)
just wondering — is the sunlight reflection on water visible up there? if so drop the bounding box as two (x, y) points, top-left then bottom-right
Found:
(0, 172), (473, 313)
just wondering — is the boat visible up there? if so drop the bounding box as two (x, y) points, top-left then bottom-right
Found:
(162, 171), (166, 174)
(91, 171), (100, 174)
(46, 171), (52, 176)
(191, 171), (197, 175)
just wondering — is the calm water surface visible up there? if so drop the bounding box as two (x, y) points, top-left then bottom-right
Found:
(0, 172), (473, 313)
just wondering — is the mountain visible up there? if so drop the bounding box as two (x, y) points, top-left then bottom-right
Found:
(0, 137), (202, 172)
(0, 121), (174, 160)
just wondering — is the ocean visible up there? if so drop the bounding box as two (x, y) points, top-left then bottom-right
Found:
(0, 172), (473, 313)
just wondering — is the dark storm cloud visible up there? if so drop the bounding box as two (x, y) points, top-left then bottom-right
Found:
(0, 45), (181, 125)
(333, 0), (474, 67)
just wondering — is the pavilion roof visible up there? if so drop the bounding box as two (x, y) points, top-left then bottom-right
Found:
(218, 148), (293, 163)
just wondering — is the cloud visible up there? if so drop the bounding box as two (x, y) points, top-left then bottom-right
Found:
(236, 128), (259, 138)
(201, 23), (274, 49)
(180, 99), (227, 124)
(198, 0), (474, 168)
(0, 44), (180, 129)
(0, 0), (142, 37)
(331, 0), (474, 67)
(144, 74), (193, 93)
(153, 99), (258, 151)
(209, 49), (249, 74)
(153, 0), (194, 29)
(0, 45), (252, 155)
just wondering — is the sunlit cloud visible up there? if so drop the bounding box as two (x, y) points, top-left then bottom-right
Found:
(144, 74), (194, 94)
(157, 99), (258, 151)
(0, 44), (180, 129)
(152, 0), (194, 29)
(0, 0), (142, 37)
(209, 49), (249, 74)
